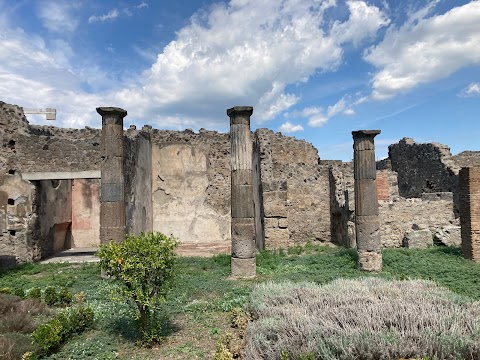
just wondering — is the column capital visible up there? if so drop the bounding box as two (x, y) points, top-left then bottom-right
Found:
(227, 106), (253, 126)
(352, 129), (381, 140)
(97, 107), (127, 117)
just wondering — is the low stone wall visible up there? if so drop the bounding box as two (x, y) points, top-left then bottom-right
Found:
(379, 193), (457, 247)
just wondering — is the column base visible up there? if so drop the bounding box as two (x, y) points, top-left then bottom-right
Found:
(357, 250), (382, 272)
(230, 257), (256, 278)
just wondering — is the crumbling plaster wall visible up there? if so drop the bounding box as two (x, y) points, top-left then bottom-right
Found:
(71, 178), (100, 248)
(36, 179), (72, 255)
(150, 129), (231, 244)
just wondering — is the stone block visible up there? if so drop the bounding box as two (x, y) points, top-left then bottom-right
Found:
(100, 202), (125, 228)
(231, 256), (256, 278)
(403, 229), (433, 249)
(101, 183), (124, 202)
(264, 217), (278, 228)
(434, 226), (461, 247)
(100, 226), (125, 244)
(231, 185), (254, 218)
(278, 218), (288, 229)
(231, 218), (256, 258)
(355, 215), (381, 251)
(355, 179), (379, 216)
(265, 227), (289, 249)
(232, 169), (253, 186)
(357, 250), (382, 272)
(354, 153), (377, 179)
(101, 125), (124, 157)
(101, 157), (123, 182)
(263, 191), (288, 217)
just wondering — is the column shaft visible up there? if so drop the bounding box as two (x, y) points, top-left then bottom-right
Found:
(98, 107), (127, 244)
(229, 106), (256, 278)
(352, 130), (382, 271)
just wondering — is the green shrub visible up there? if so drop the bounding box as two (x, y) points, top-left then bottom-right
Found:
(27, 287), (42, 299)
(32, 318), (63, 354)
(43, 286), (58, 306)
(32, 294), (94, 357)
(58, 287), (72, 306)
(97, 231), (178, 344)
(13, 288), (25, 299)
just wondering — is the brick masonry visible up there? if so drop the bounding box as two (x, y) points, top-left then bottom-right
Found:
(459, 167), (480, 261)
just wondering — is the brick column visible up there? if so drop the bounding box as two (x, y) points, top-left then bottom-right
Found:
(228, 106), (256, 278)
(98, 107), (127, 244)
(459, 167), (480, 261)
(352, 130), (382, 271)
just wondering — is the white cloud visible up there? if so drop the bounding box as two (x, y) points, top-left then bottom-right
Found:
(365, 1), (480, 100)
(343, 108), (355, 115)
(88, 9), (119, 23)
(115, 0), (388, 125)
(0, 0), (388, 131)
(37, 1), (79, 33)
(137, 2), (148, 9)
(279, 122), (304, 133)
(331, 0), (390, 46)
(460, 82), (480, 97)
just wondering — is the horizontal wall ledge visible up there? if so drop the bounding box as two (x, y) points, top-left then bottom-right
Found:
(22, 170), (101, 181)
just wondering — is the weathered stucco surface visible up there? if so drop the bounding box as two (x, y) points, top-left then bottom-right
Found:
(71, 178), (100, 247)
(150, 130), (231, 244)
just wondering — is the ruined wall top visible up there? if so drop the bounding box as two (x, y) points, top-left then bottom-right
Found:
(388, 137), (460, 198)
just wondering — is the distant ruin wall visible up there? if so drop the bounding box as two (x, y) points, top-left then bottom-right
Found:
(389, 138), (459, 199)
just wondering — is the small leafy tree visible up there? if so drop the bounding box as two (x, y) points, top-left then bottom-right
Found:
(97, 232), (178, 342)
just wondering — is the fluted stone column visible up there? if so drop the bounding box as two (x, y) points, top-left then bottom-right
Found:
(228, 106), (256, 278)
(352, 130), (382, 271)
(98, 107), (127, 244)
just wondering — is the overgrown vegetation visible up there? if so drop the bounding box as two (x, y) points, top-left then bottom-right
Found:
(245, 278), (480, 359)
(97, 232), (178, 344)
(32, 292), (94, 357)
(0, 244), (478, 359)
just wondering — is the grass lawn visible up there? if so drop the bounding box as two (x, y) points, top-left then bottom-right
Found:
(0, 244), (479, 359)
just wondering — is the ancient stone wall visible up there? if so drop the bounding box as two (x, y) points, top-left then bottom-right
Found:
(0, 103), (101, 174)
(388, 138), (459, 199)
(255, 129), (330, 248)
(125, 128), (153, 236)
(379, 193), (457, 247)
(452, 151), (480, 168)
(0, 172), (36, 268)
(150, 129), (231, 246)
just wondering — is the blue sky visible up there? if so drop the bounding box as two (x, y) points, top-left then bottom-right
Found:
(0, 0), (479, 161)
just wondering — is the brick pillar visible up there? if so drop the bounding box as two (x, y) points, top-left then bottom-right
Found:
(98, 107), (127, 244)
(228, 106), (256, 278)
(352, 130), (382, 271)
(459, 167), (480, 261)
